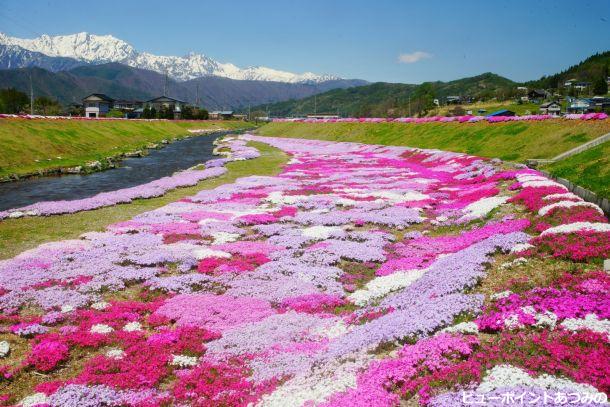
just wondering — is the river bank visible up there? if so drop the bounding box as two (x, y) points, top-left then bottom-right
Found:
(0, 118), (254, 181)
(0, 134), (234, 211)
(0, 140), (288, 259)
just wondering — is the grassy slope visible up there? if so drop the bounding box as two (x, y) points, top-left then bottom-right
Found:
(0, 141), (288, 259)
(430, 102), (542, 117)
(543, 141), (610, 198)
(0, 119), (250, 177)
(257, 120), (610, 162)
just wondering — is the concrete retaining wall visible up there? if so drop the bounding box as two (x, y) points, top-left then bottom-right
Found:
(538, 169), (610, 216)
(526, 132), (610, 167)
(552, 131), (610, 161)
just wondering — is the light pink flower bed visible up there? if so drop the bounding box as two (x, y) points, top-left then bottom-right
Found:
(0, 135), (607, 406)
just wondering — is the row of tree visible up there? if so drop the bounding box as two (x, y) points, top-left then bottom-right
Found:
(0, 88), (63, 115)
(527, 52), (609, 96)
(141, 106), (209, 120)
(0, 88), (214, 119)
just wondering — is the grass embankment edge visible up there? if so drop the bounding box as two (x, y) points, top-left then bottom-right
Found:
(0, 141), (288, 259)
(0, 119), (254, 179)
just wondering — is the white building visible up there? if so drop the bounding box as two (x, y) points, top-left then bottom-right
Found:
(82, 94), (114, 118)
(539, 101), (561, 116)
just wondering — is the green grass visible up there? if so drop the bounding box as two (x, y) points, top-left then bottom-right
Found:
(0, 119), (251, 177)
(543, 141), (610, 198)
(0, 141), (288, 259)
(257, 120), (610, 162)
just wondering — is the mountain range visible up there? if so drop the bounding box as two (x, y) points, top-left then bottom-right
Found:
(0, 32), (339, 83)
(0, 62), (366, 109)
(1, 32), (607, 114)
(0, 32), (367, 109)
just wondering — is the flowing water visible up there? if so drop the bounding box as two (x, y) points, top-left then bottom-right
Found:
(0, 133), (226, 211)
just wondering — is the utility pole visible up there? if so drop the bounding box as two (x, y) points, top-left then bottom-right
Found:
(408, 94), (411, 117)
(29, 71), (34, 115)
(248, 104), (251, 120)
(163, 71), (168, 96)
(195, 83), (200, 107)
(314, 94), (317, 115)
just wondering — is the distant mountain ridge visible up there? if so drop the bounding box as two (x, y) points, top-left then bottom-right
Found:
(248, 50), (609, 117)
(0, 32), (341, 83)
(251, 73), (516, 117)
(0, 63), (367, 110)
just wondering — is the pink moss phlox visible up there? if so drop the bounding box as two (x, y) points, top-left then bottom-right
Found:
(322, 334), (479, 406)
(172, 358), (276, 406)
(26, 338), (69, 372)
(280, 293), (347, 314)
(532, 231), (610, 261)
(153, 294), (275, 331)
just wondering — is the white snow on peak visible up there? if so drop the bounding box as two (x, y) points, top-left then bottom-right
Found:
(0, 32), (340, 83)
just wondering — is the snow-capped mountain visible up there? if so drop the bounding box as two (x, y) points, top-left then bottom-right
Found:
(0, 44), (86, 72)
(0, 32), (340, 83)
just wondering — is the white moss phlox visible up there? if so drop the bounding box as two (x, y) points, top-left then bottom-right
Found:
(440, 321), (479, 335)
(122, 321), (142, 332)
(171, 354), (199, 368)
(212, 232), (240, 244)
(460, 196), (509, 219)
(477, 365), (600, 395)
(538, 201), (603, 216)
(19, 393), (48, 407)
(561, 314), (610, 337)
(542, 192), (582, 201)
(302, 225), (343, 240)
(540, 222), (610, 236)
(90, 324), (114, 334)
(193, 247), (232, 260)
(105, 348), (126, 359)
(348, 268), (427, 306)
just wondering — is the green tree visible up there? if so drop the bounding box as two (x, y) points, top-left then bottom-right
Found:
(412, 83), (436, 115)
(0, 88), (29, 114)
(34, 96), (62, 115)
(105, 109), (125, 118)
(195, 108), (209, 120)
(592, 76), (608, 95)
(181, 105), (195, 120)
(250, 110), (266, 122)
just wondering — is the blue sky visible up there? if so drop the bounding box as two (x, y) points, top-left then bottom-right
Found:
(1, 0), (609, 83)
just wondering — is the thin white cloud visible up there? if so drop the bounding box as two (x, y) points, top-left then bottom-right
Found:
(398, 51), (432, 64)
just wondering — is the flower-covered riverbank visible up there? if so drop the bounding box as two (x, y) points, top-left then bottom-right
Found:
(0, 135), (607, 406)
(0, 137), (260, 220)
(273, 112), (608, 124)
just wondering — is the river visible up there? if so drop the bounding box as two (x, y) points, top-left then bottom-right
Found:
(0, 133), (225, 211)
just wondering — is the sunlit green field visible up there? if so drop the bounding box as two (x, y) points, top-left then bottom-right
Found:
(542, 140), (610, 198)
(0, 119), (251, 177)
